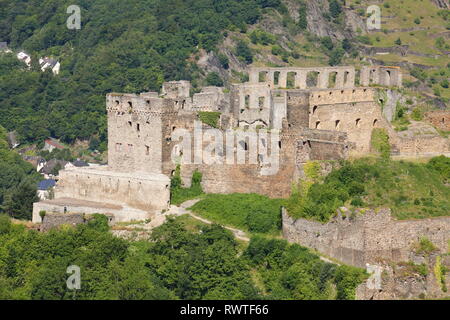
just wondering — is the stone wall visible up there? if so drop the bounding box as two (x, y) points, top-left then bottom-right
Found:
(32, 198), (148, 223)
(55, 167), (170, 212)
(361, 66), (402, 87)
(248, 66), (356, 89)
(282, 208), (450, 268)
(394, 135), (450, 156)
(424, 110), (450, 131)
(40, 213), (85, 232)
(308, 88), (385, 154)
(162, 125), (348, 198)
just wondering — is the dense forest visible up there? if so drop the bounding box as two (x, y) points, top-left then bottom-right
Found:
(0, 0), (284, 146)
(0, 125), (40, 220)
(0, 214), (366, 300)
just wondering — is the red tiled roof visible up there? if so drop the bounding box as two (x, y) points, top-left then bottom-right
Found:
(44, 139), (65, 149)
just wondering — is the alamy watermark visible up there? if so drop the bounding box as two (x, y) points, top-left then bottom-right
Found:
(66, 265), (81, 290)
(67, 5), (81, 30)
(366, 5), (381, 30)
(171, 121), (280, 176)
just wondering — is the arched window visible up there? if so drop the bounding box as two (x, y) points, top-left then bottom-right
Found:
(373, 119), (378, 127)
(356, 118), (361, 128)
(315, 121), (321, 129)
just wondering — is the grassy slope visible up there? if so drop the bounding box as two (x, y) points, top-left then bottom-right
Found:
(361, 158), (450, 219)
(189, 193), (283, 236)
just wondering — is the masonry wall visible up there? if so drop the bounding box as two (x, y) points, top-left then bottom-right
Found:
(170, 128), (298, 198)
(40, 213), (85, 232)
(55, 167), (170, 212)
(285, 91), (310, 129)
(106, 93), (177, 174)
(161, 121), (348, 198)
(308, 88), (384, 154)
(424, 111), (450, 131)
(248, 66), (356, 89)
(282, 208), (450, 268)
(394, 135), (450, 156)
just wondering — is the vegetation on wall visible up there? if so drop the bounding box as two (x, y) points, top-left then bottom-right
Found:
(371, 128), (391, 159)
(198, 111), (221, 128)
(170, 165), (203, 205)
(286, 157), (450, 222)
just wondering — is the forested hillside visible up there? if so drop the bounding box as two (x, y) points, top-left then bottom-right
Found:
(0, 0), (283, 146)
(0, 125), (39, 220)
(1, 0), (448, 146)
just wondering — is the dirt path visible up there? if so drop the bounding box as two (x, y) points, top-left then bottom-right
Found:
(114, 199), (339, 264)
(164, 199), (250, 241)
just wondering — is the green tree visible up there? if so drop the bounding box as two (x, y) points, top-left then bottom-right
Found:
(298, 1), (308, 30)
(3, 178), (39, 220)
(236, 40), (253, 64)
(329, 0), (342, 19)
(205, 72), (224, 87)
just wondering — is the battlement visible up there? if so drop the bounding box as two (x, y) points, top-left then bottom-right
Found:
(106, 92), (177, 115)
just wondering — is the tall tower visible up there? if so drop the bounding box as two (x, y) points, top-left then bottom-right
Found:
(106, 92), (176, 174)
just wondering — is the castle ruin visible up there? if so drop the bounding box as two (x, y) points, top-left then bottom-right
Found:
(33, 65), (404, 223)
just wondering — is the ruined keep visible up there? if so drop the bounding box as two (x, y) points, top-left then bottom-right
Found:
(33, 65), (404, 223)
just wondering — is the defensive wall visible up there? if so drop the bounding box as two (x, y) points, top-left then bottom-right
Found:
(282, 208), (450, 268)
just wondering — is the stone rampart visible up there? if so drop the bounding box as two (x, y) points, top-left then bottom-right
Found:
(282, 208), (450, 268)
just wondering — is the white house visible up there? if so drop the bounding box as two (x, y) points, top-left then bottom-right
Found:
(17, 51), (31, 67)
(39, 57), (60, 75)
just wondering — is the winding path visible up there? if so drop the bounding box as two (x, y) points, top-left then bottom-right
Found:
(152, 198), (250, 242)
(149, 199), (338, 264)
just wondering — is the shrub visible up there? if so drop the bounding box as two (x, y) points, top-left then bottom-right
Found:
(39, 210), (46, 220)
(198, 111), (221, 128)
(218, 53), (229, 69)
(427, 155), (450, 183)
(410, 68), (427, 81)
(0, 214), (11, 235)
(415, 237), (437, 255)
(249, 29), (276, 45)
(298, 1), (308, 30)
(371, 128), (391, 159)
(411, 107), (423, 121)
(170, 166), (204, 205)
(329, 0), (342, 19)
(236, 40), (253, 64)
(320, 37), (334, 51)
(271, 44), (284, 56)
(246, 208), (280, 233)
(205, 72), (223, 87)
(87, 214), (109, 232)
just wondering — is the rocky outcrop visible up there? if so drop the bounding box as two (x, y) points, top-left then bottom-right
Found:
(357, 254), (450, 300)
